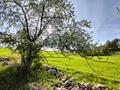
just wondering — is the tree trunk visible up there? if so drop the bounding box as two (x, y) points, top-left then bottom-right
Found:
(19, 46), (33, 76)
(20, 58), (32, 75)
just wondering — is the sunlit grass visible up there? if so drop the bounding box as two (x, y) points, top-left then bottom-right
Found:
(0, 47), (12, 56)
(0, 47), (120, 89)
(43, 51), (120, 89)
(44, 51), (120, 80)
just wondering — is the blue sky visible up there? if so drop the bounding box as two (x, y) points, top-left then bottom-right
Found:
(71, 0), (120, 44)
(1, 0), (120, 45)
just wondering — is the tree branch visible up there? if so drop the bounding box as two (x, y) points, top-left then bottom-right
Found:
(32, 4), (45, 42)
(13, 0), (31, 42)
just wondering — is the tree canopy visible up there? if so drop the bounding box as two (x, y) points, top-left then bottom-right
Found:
(104, 38), (120, 52)
(0, 0), (93, 75)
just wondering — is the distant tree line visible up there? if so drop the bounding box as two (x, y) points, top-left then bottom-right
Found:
(85, 38), (120, 56)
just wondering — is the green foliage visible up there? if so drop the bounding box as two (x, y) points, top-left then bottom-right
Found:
(0, 66), (58, 90)
(32, 58), (43, 73)
(110, 38), (120, 51)
(84, 38), (120, 56)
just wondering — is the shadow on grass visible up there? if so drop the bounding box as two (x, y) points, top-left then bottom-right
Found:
(0, 66), (55, 90)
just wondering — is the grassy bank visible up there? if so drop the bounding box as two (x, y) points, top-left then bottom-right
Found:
(43, 51), (120, 89)
(0, 48), (120, 89)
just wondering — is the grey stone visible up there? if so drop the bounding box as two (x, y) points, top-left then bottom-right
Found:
(96, 84), (107, 90)
(61, 78), (66, 82)
(43, 64), (51, 70)
(48, 68), (57, 75)
(28, 83), (46, 90)
(12, 62), (20, 68)
(58, 71), (63, 78)
(84, 82), (92, 88)
(92, 85), (99, 90)
(71, 86), (80, 90)
(64, 80), (72, 87)
(2, 60), (9, 66)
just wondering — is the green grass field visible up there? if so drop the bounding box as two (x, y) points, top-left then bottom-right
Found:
(0, 48), (120, 89)
(43, 51), (120, 89)
(44, 51), (120, 79)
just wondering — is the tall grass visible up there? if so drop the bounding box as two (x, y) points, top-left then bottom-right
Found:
(0, 66), (58, 90)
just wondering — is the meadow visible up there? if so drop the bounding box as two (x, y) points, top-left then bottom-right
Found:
(44, 51), (120, 89)
(0, 47), (120, 89)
